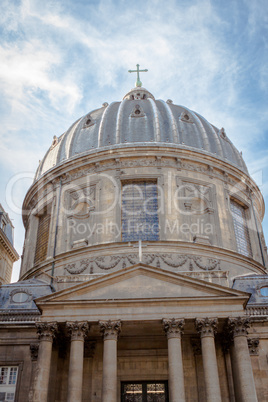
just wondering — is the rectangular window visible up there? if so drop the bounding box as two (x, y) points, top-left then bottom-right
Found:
(0, 367), (18, 401)
(34, 208), (51, 265)
(230, 199), (252, 257)
(121, 181), (159, 242)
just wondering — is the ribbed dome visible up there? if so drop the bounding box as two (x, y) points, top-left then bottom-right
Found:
(35, 87), (247, 179)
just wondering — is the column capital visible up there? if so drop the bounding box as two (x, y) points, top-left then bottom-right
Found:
(191, 338), (202, 355)
(247, 338), (259, 355)
(66, 321), (90, 341)
(195, 317), (218, 338)
(99, 320), (121, 340)
(162, 318), (185, 339)
(36, 321), (58, 342)
(227, 317), (251, 338)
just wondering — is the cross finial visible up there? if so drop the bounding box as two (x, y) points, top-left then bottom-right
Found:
(128, 64), (148, 87)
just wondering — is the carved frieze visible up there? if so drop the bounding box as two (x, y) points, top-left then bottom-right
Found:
(64, 253), (221, 274)
(66, 185), (96, 219)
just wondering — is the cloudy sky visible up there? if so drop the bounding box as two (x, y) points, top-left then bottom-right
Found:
(0, 0), (268, 281)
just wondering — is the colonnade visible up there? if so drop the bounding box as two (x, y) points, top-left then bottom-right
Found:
(30, 317), (257, 402)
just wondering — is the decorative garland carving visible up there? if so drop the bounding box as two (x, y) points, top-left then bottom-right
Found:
(64, 253), (221, 274)
(94, 256), (122, 270)
(160, 254), (188, 267)
(193, 257), (219, 271)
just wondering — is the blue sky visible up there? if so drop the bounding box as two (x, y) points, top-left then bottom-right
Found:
(0, 0), (268, 281)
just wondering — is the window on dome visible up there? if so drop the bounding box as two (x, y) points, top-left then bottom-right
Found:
(0, 366), (18, 401)
(34, 207), (51, 265)
(230, 199), (252, 257)
(121, 181), (159, 242)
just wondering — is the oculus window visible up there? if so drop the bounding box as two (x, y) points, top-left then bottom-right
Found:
(260, 287), (268, 296)
(230, 199), (252, 257)
(121, 181), (159, 242)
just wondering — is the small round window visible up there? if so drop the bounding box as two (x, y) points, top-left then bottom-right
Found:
(260, 287), (268, 296)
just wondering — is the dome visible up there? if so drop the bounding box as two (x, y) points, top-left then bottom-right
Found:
(35, 87), (247, 179)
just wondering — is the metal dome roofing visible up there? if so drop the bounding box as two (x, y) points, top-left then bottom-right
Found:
(35, 87), (247, 179)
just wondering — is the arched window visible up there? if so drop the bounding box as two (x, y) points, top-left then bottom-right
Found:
(34, 207), (51, 265)
(230, 199), (252, 257)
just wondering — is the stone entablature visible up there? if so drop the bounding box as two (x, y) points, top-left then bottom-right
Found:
(20, 242), (267, 290)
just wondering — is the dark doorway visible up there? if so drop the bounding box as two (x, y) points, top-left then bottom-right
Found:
(121, 381), (169, 402)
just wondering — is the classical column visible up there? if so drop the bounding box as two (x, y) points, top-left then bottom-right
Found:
(195, 318), (222, 402)
(66, 321), (89, 402)
(227, 317), (258, 402)
(31, 322), (58, 402)
(99, 320), (121, 402)
(163, 318), (186, 402)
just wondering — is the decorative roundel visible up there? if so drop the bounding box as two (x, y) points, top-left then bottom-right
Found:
(10, 289), (32, 303)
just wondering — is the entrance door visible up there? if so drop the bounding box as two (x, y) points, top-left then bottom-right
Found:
(121, 381), (168, 402)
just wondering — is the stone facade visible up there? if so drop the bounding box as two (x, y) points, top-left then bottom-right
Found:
(0, 204), (19, 285)
(0, 86), (268, 401)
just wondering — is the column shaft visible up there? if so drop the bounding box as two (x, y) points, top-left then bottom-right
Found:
(66, 321), (89, 402)
(102, 339), (117, 402)
(228, 317), (257, 402)
(201, 335), (222, 402)
(167, 336), (185, 402)
(67, 339), (84, 402)
(31, 322), (57, 402)
(163, 318), (186, 402)
(233, 335), (258, 402)
(99, 320), (121, 402)
(32, 339), (53, 402)
(196, 318), (222, 402)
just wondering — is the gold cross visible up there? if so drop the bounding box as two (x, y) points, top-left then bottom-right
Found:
(128, 64), (148, 87)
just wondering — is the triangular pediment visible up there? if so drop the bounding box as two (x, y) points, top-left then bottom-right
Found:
(36, 264), (249, 304)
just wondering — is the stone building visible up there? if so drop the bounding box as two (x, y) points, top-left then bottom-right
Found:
(0, 204), (19, 285)
(0, 80), (268, 401)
